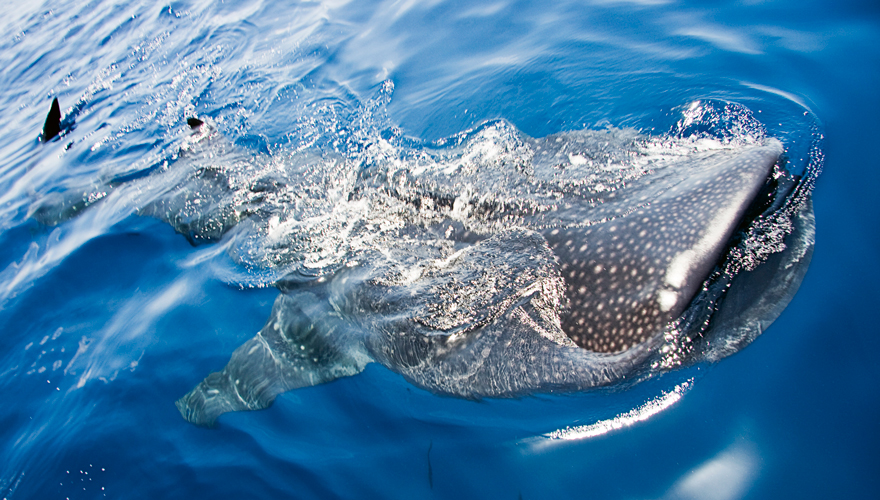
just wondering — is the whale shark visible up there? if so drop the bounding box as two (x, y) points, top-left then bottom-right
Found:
(152, 118), (814, 426)
(33, 100), (818, 426)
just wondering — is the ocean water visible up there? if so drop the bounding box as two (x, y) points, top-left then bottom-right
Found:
(0, 0), (877, 499)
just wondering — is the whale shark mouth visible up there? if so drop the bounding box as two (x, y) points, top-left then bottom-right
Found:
(30, 97), (819, 426)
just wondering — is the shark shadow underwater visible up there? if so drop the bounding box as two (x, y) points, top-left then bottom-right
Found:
(37, 101), (819, 426)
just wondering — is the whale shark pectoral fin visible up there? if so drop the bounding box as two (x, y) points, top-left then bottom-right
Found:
(549, 141), (784, 353)
(176, 292), (368, 426)
(41, 97), (61, 142)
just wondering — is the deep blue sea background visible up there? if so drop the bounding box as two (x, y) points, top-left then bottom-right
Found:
(0, 0), (878, 498)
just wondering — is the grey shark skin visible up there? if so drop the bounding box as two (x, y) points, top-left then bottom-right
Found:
(169, 120), (815, 426)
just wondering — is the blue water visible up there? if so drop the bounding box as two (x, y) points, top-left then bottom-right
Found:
(0, 0), (877, 498)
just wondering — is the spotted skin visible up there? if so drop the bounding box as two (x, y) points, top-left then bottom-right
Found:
(543, 142), (783, 352)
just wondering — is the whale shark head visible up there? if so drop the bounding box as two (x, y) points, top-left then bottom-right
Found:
(543, 141), (784, 352)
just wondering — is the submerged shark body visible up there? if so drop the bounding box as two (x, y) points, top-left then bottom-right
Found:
(33, 100), (817, 426)
(154, 120), (814, 426)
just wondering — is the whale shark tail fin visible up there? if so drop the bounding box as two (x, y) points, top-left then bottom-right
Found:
(42, 97), (61, 142)
(175, 292), (369, 427)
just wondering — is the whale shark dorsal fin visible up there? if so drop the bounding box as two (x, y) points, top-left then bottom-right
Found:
(42, 97), (61, 142)
(186, 117), (204, 129)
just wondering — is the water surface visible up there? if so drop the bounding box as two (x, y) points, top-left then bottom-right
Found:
(0, 0), (877, 498)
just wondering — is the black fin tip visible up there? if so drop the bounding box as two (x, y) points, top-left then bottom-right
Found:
(42, 97), (61, 142)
